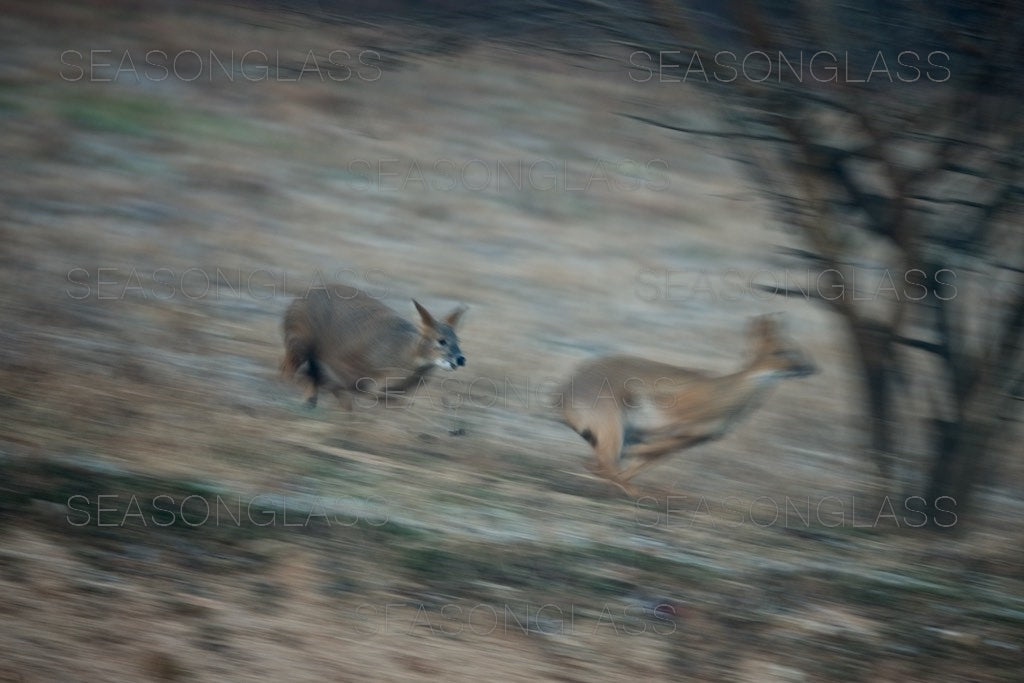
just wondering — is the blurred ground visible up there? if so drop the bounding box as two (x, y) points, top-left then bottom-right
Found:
(0, 1), (1022, 681)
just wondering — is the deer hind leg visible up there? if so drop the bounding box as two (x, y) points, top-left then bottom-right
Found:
(299, 356), (326, 408)
(617, 439), (681, 484)
(281, 333), (321, 407)
(576, 408), (638, 497)
(619, 433), (711, 485)
(279, 340), (304, 381)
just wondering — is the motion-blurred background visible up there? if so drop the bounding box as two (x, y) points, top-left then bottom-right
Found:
(0, 1), (1021, 680)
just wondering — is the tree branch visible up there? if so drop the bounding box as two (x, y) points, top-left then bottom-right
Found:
(618, 113), (789, 143)
(896, 336), (945, 356)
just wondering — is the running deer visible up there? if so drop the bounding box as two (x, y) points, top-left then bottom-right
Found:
(281, 284), (466, 409)
(557, 314), (816, 496)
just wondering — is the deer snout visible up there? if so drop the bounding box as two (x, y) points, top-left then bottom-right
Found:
(457, 355), (465, 367)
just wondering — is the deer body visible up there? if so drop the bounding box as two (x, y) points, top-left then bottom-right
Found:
(558, 315), (815, 496)
(281, 284), (466, 408)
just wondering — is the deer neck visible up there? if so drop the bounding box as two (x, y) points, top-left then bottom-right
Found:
(717, 357), (782, 411)
(410, 332), (437, 371)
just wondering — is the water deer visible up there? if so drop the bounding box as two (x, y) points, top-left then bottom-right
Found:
(557, 314), (816, 496)
(281, 284), (467, 409)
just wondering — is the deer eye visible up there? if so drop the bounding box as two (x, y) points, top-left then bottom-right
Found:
(438, 339), (447, 346)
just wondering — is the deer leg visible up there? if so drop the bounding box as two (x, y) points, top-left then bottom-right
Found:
(279, 350), (317, 407)
(618, 434), (710, 484)
(300, 357), (327, 408)
(586, 459), (638, 497)
(617, 439), (680, 483)
(577, 408), (637, 497)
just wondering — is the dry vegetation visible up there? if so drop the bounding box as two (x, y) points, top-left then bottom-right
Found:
(0, 1), (1022, 681)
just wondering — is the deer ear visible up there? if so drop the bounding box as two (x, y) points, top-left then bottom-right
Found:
(445, 305), (467, 330)
(413, 300), (436, 330)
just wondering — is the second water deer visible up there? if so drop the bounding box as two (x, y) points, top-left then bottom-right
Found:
(281, 284), (467, 409)
(557, 314), (816, 496)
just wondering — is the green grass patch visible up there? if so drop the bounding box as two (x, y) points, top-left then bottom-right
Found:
(59, 93), (169, 136)
(57, 91), (270, 145)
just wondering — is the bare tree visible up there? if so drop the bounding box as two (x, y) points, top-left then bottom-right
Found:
(617, 0), (1023, 523)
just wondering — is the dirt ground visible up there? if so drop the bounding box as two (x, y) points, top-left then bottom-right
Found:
(1, 1), (1022, 681)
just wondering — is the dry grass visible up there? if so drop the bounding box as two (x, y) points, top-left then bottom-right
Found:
(0, 1), (1022, 681)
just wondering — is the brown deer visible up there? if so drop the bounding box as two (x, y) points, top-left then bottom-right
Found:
(281, 284), (466, 409)
(557, 314), (816, 496)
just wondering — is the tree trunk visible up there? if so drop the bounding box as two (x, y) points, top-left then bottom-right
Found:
(849, 321), (897, 482)
(925, 410), (999, 529)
